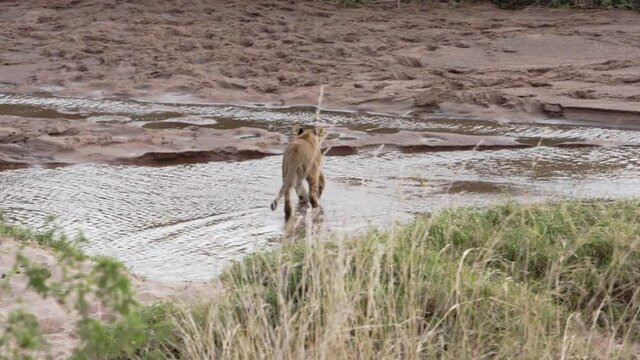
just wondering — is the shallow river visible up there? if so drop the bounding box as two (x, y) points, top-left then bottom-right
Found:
(1, 94), (640, 280)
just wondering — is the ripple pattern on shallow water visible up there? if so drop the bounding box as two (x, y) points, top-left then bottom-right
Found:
(1, 146), (640, 281)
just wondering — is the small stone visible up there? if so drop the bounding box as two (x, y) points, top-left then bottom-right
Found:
(543, 103), (563, 116)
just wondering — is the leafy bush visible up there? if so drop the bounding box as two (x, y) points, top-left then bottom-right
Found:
(0, 221), (144, 359)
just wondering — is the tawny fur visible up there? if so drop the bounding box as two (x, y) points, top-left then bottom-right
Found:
(270, 127), (326, 221)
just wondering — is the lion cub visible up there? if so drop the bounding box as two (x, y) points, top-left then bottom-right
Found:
(270, 126), (326, 221)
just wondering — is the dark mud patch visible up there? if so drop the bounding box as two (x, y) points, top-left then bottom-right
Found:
(0, 103), (85, 120)
(516, 137), (578, 147)
(556, 104), (640, 130)
(399, 143), (532, 153)
(324, 129), (527, 153)
(324, 145), (359, 157)
(442, 181), (511, 194)
(121, 149), (271, 166)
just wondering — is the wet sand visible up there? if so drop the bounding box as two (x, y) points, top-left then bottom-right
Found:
(1, 0), (639, 120)
(1, 111), (636, 168)
(0, 114), (287, 167)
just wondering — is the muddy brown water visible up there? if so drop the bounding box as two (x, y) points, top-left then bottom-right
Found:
(1, 94), (640, 281)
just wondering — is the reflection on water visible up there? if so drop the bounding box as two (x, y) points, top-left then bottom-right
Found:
(1, 146), (639, 281)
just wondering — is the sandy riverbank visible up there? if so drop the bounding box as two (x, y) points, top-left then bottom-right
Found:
(1, 0), (640, 167)
(1, 0), (639, 120)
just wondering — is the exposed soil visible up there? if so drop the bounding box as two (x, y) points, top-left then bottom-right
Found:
(1, 0), (639, 121)
(0, 115), (287, 167)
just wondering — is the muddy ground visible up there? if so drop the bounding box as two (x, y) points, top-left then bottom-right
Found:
(1, 0), (640, 166)
(1, 0), (639, 118)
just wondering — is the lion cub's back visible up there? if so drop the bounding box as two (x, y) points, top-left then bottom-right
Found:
(283, 138), (318, 173)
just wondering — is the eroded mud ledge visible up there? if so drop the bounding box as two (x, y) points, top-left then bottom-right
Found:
(1, 115), (637, 169)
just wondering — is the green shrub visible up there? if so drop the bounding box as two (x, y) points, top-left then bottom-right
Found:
(0, 221), (145, 360)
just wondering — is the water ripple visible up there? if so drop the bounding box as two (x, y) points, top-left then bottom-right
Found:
(1, 146), (639, 280)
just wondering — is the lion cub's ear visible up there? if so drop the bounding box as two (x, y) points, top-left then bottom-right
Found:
(292, 125), (303, 137)
(314, 127), (326, 138)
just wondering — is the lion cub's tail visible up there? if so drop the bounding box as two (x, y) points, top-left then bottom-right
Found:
(270, 177), (294, 211)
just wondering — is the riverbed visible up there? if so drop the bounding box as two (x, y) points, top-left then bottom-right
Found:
(1, 95), (639, 280)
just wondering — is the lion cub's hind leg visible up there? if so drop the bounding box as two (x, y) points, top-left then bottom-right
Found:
(296, 179), (309, 205)
(306, 173), (320, 208)
(318, 171), (325, 199)
(284, 187), (293, 221)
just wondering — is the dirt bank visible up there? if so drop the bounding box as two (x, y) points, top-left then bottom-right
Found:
(0, 237), (219, 358)
(1, 0), (639, 122)
(3, 115), (634, 168)
(0, 115), (286, 167)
